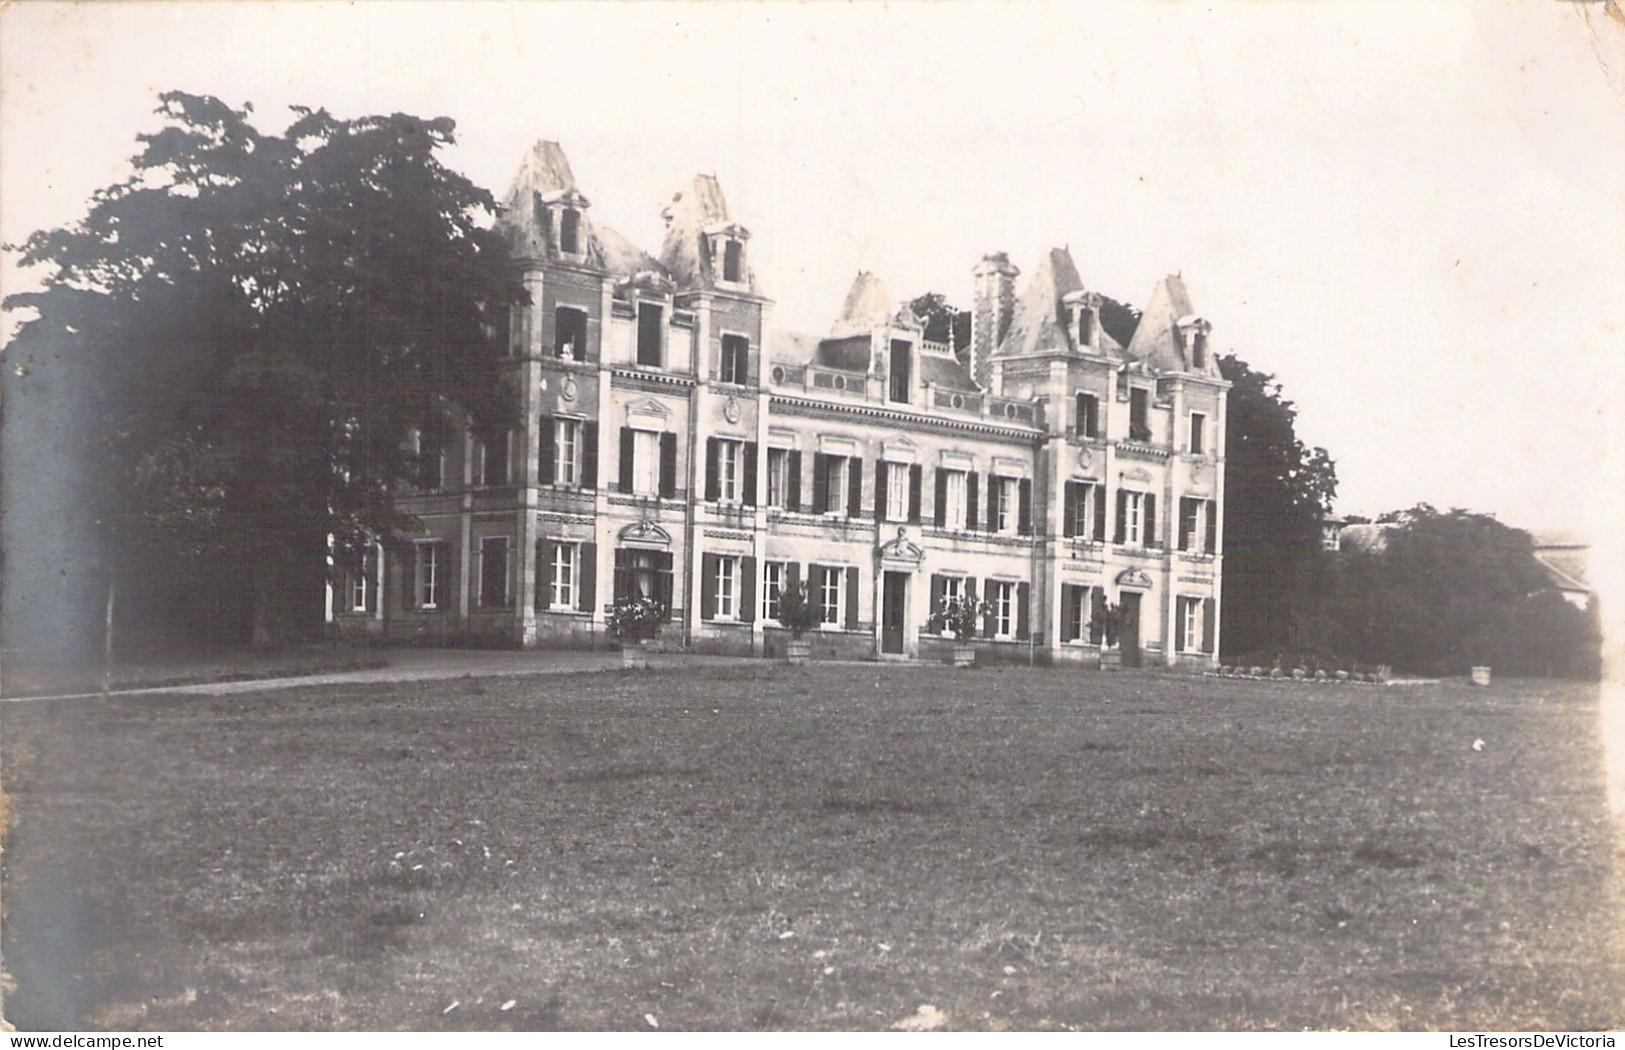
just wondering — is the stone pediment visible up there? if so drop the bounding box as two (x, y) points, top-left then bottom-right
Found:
(876, 526), (925, 564)
(619, 520), (672, 547)
(1116, 567), (1153, 589)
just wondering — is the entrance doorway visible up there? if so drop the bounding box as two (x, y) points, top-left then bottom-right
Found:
(1119, 591), (1143, 668)
(882, 571), (908, 655)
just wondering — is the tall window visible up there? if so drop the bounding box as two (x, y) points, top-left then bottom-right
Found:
(720, 334), (750, 384)
(1075, 393), (1100, 438)
(944, 469), (968, 530)
(1125, 492), (1146, 546)
(886, 463), (908, 522)
(636, 302), (663, 367)
(991, 580), (1015, 638)
(762, 561), (786, 622)
(349, 560), (370, 612)
(888, 340), (912, 403)
(550, 543), (577, 610)
(1181, 597), (1202, 653)
(723, 239), (743, 283)
(766, 448), (789, 508)
(555, 419), (580, 486)
(821, 456), (848, 515)
(1179, 497), (1213, 553)
(555, 307), (588, 360)
(995, 477), (1018, 534)
(717, 439), (742, 503)
(714, 556), (739, 620)
(818, 567), (843, 625)
(1192, 330), (1208, 369)
(633, 430), (661, 496)
(937, 575), (965, 636)
(480, 537), (509, 607)
(559, 208), (581, 254)
(1190, 412), (1207, 455)
(477, 433), (510, 487)
(418, 542), (442, 609)
(1065, 481), (1098, 540)
(1129, 388), (1151, 442)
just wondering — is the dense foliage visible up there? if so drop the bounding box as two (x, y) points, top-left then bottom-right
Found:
(4, 92), (521, 648)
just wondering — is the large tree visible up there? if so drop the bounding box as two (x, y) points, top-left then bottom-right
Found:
(3, 92), (521, 650)
(1217, 353), (1339, 660)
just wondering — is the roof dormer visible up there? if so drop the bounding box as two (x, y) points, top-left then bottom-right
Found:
(703, 220), (751, 289)
(1063, 289), (1105, 353)
(1175, 315), (1212, 372)
(534, 188), (592, 260)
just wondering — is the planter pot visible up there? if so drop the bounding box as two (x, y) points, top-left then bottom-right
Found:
(951, 644), (976, 668)
(785, 637), (811, 666)
(1100, 648), (1122, 671)
(1470, 665), (1491, 687)
(620, 645), (649, 670)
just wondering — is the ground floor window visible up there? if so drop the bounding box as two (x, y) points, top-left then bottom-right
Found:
(479, 537), (509, 607)
(716, 556), (738, 620)
(1175, 596), (1214, 654)
(349, 560), (371, 612)
(762, 560), (787, 622)
(614, 548), (674, 618)
(931, 574), (967, 637)
(550, 542), (577, 610)
(990, 580), (1016, 638)
(417, 542), (443, 609)
(817, 565), (844, 625)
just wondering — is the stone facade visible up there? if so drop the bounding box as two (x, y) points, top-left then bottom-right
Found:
(331, 141), (1229, 668)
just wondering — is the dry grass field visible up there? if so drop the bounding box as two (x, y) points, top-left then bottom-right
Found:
(2, 664), (1620, 1031)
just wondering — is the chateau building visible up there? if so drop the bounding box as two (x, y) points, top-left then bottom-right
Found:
(331, 141), (1229, 667)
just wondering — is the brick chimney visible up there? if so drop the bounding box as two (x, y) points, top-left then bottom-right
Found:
(971, 252), (1019, 391)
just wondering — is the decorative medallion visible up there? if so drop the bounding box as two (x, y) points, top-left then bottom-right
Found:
(1191, 460), (1207, 484)
(560, 375), (578, 403)
(723, 396), (741, 424)
(1077, 445), (1094, 470)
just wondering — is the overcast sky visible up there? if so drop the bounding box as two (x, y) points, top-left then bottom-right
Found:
(4, 0), (1622, 544)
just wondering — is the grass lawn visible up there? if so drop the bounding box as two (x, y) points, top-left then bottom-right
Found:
(2, 665), (1620, 1031)
(1, 645), (386, 700)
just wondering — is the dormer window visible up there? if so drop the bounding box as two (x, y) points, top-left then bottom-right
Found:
(533, 194), (551, 242)
(723, 239), (743, 283)
(1192, 330), (1208, 369)
(1078, 309), (1096, 347)
(560, 208), (581, 255)
(1129, 388), (1151, 442)
(1176, 316), (1212, 371)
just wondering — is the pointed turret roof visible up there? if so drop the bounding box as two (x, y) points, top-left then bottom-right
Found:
(496, 139), (662, 276)
(1125, 274), (1219, 377)
(995, 247), (1123, 358)
(658, 174), (759, 294)
(831, 271), (892, 336)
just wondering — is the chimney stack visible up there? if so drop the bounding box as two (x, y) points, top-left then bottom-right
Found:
(971, 252), (1019, 391)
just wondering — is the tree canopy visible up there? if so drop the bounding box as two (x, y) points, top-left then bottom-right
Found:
(1216, 353), (1339, 660)
(3, 92), (522, 648)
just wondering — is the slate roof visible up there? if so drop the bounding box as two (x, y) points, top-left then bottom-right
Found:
(1125, 274), (1221, 378)
(995, 247), (1125, 359)
(658, 174), (760, 295)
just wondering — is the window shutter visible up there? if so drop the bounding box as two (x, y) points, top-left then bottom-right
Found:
(743, 442), (758, 506)
(1175, 598), (1187, 653)
(659, 432), (678, 497)
(847, 458), (863, 518)
(1063, 585), (1079, 642)
(1018, 478), (1033, 535)
(705, 438), (720, 502)
(363, 548), (379, 613)
(1203, 598), (1216, 652)
(1205, 502), (1217, 555)
(1016, 582), (1030, 640)
(787, 450), (803, 511)
(930, 574), (944, 614)
(655, 551), (674, 620)
(934, 469), (948, 527)
(982, 590), (997, 638)
(578, 542), (597, 613)
(1076, 392), (1087, 436)
(1115, 490), (1127, 543)
(537, 538), (554, 610)
(1093, 484), (1106, 541)
(1145, 493), (1157, 547)
(613, 548), (630, 601)
(700, 553), (718, 620)
(874, 461), (889, 522)
(908, 465), (922, 524)
(619, 428), (635, 494)
(966, 577), (978, 604)
(1090, 588), (1107, 644)
(400, 546), (416, 609)
(581, 421), (598, 489)
(1064, 483), (1078, 537)
(741, 556), (756, 623)
(966, 472), (979, 530)
(812, 452), (829, 513)
(987, 475), (1000, 531)
(441, 544), (458, 608)
(845, 566), (859, 628)
(538, 416), (556, 485)
(1178, 497), (1191, 550)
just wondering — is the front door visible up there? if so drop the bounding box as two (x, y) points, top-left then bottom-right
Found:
(882, 571), (908, 654)
(1120, 591), (1143, 668)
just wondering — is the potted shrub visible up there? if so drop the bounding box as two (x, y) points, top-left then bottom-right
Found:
(1093, 601), (1130, 670)
(926, 594), (987, 667)
(776, 581), (821, 665)
(606, 595), (666, 669)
